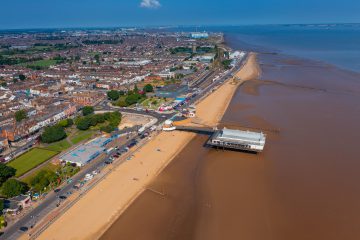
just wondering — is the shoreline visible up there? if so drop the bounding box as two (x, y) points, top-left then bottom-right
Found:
(32, 53), (260, 240)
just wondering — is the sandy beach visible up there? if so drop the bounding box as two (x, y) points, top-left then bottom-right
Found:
(31, 54), (259, 240)
(192, 52), (260, 127)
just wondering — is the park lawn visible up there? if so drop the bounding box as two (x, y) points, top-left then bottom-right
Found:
(7, 148), (59, 177)
(45, 139), (72, 152)
(70, 130), (95, 145)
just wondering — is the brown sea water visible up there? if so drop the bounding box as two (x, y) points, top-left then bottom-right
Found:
(101, 53), (360, 240)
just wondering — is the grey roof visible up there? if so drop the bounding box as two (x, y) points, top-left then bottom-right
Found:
(216, 129), (266, 146)
(10, 195), (30, 202)
(60, 136), (114, 165)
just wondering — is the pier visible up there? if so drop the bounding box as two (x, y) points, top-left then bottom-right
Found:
(207, 128), (266, 153)
(164, 121), (266, 153)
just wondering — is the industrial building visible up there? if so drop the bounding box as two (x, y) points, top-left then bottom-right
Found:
(208, 128), (266, 152)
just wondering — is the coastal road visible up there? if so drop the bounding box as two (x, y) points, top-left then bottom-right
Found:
(0, 127), (140, 240)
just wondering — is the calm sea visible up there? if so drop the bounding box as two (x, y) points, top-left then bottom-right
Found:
(180, 24), (360, 72)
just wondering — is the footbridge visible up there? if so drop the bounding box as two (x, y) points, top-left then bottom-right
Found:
(174, 125), (215, 135)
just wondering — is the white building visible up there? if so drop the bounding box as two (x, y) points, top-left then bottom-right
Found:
(190, 32), (209, 39)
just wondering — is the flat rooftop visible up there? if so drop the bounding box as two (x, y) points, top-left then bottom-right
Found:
(214, 129), (266, 146)
(60, 136), (114, 166)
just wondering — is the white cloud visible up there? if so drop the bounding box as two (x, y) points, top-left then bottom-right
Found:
(140, 0), (161, 9)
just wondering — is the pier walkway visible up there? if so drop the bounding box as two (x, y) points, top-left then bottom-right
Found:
(174, 126), (215, 135)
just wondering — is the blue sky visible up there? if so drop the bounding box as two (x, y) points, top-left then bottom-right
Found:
(1, 0), (360, 29)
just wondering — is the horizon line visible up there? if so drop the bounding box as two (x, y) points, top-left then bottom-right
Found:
(0, 22), (360, 31)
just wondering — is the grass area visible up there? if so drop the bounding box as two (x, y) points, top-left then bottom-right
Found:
(70, 131), (94, 145)
(25, 59), (58, 67)
(22, 162), (59, 184)
(45, 139), (72, 152)
(7, 148), (59, 177)
(141, 97), (167, 109)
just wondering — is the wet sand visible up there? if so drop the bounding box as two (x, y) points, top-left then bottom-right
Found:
(101, 53), (360, 240)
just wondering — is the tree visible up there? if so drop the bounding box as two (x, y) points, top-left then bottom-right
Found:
(0, 199), (4, 212)
(57, 118), (73, 128)
(0, 82), (7, 87)
(107, 90), (120, 101)
(133, 84), (139, 93)
(116, 100), (128, 107)
(67, 118), (74, 126)
(221, 60), (232, 70)
(15, 110), (27, 122)
(125, 94), (142, 106)
(88, 115), (98, 127)
(82, 106), (94, 116)
(76, 117), (91, 130)
(18, 74), (26, 81)
(0, 164), (16, 185)
(94, 54), (100, 64)
(94, 114), (105, 124)
(143, 84), (154, 93)
(100, 124), (115, 133)
(2, 179), (29, 198)
(30, 170), (58, 192)
(41, 126), (67, 143)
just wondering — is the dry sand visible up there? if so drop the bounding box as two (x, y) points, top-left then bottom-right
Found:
(117, 113), (154, 130)
(194, 53), (260, 126)
(33, 53), (259, 240)
(37, 131), (195, 240)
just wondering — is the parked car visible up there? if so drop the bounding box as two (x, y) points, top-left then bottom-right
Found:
(19, 226), (28, 232)
(105, 159), (113, 164)
(128, 142), (136, 148)
(84, 173), (93, 181)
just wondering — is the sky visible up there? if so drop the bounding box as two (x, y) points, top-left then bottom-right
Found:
(1, 0), (360, 29)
